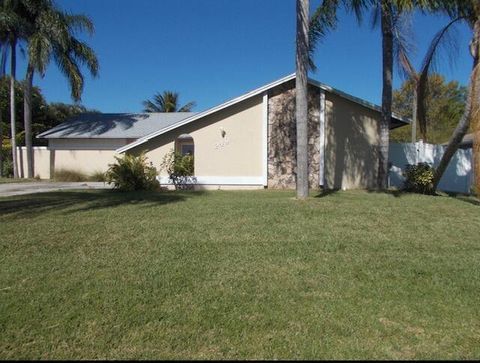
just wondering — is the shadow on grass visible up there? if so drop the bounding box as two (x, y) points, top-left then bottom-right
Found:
(314, 188), (339, 198)
(0, 190), (205, 218)
(366, 188), (405, 198)
(444, 192), (480, 207)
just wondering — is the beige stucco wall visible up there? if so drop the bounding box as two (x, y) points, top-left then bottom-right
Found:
(49, 139), (126, 176)
(19, 139), (128, 179)
(324, 93), (380, 189)
(129, 95), (264, 179)
(18, 147), (51, 179)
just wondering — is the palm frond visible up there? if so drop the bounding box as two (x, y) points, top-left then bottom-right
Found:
(178, 101), (196, 112)
(309, 0), (340, 71)
(392, 10), (416, 80)
(54, 50), (84, 101)
(416, 16), (464, 140)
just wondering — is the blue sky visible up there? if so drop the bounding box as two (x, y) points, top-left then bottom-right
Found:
(16, 0), (473, 113)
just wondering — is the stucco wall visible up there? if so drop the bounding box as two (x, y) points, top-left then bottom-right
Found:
(18, 147), (51, 179)
(18, 139), (128, 178)
(324, 93), (380, 189)
(48, 138), (127, 175)
(129, 95), (264, 180)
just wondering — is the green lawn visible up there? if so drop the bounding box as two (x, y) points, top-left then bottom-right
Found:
(1, 189), (479, 359)
(0, 178), (42, 184)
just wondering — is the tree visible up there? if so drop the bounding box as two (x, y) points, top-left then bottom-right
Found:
(0, 43), (7, 176)
(391, 74), (467, 144)
(310, 0), (421, 190)
(142, 91), (196, 113)
(23, 1), (98, 178)
(0, 0), (28, 178)
(296, 0), (309, 199)
(430, 1), (479, 191)
(396, 16), (464, 143)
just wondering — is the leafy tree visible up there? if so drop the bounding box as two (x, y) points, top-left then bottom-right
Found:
(142, 91), (196, 113)
(391, 74), (467, 144)
(0, 76), (48, 145)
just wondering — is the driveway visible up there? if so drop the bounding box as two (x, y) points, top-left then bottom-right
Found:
(0, 182), (112, 197)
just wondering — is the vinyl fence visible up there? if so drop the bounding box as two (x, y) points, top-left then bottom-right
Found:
(388, 141), (473, 194)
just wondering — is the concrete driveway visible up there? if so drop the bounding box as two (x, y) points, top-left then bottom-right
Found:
(0, 182), (112, 197)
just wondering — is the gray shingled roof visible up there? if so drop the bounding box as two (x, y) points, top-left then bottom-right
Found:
(37, 112), (197, 139)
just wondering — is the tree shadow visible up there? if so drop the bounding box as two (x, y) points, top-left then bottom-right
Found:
(38, 113), (144, 138)
(314, 188), (339, 198)
(0, 190), (205, 219)
(444, 192), (480, 207)
(366, 188), (404, 198)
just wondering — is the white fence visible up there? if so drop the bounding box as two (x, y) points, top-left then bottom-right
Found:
(389, 141), (473, 194)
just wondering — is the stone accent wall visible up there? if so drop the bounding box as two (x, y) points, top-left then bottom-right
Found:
(267, 81), (321, 189)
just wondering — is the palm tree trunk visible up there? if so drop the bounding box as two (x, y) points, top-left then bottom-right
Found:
(433, 17), (480, 191)
(0, 43), (7, 178)
(474, 130), (480, 195)
(412, 85), (417, 143)
(378, 0), (393, 190)
(10, 37), (18, 179)
(296, 0), (309, 199)
(24, 63), (34, 178)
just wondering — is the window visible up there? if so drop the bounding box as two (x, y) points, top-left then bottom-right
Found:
(181, 143), (194, 156)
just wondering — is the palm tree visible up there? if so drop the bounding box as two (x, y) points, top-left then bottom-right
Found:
(23, 2), (98, 177)
(431, 1), (479, 191)
(296, 0), (309, 199)
(0, 42), (8, 177)
(0, 0), (27, 178)
(142, 91), (196, 113)
(310, 0), (426, 189)
(399, 17), (464, 143)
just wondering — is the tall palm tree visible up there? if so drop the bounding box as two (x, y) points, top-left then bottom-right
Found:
(142, 91), (196, 113)
(23, 2), (98, 177)
(431, 1), (479, 191)
(0, 0), (27, 178)
(0, 42), (8, 176)
(310, 0), (428, 189)
(296, 0), (309, 199)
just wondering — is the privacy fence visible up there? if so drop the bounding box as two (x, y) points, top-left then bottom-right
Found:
(389, 141), (473, 194)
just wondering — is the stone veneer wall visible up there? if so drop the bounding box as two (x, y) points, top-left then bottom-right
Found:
(267, 81), (321, 189)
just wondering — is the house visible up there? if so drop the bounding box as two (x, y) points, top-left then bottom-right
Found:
(29, 74), (408, 189)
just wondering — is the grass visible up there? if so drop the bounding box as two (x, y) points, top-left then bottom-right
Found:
(0, 189), (479, 359)
(0, 177), (42, 184)
(53, 169), (106, 182)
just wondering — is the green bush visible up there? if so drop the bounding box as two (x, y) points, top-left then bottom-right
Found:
(53, 169), (88, 182)
(403, 162), (435, 194)
(160, 150), (195, 190)
(106, 152), (159, 191)
(1, 140), (12, 177)
(89, 170), (107, 182)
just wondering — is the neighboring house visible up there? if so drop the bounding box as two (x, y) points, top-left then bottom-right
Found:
(30, 74), (408, 189)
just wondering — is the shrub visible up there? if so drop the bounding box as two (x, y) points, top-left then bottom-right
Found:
(89, 170), (107, 182)
(106, 152), (159, 191)
(403, 162), (435, 194)
(160, 150), (195, 190)
(53, 169), (88, 182)
(1, 141), (12, 177)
